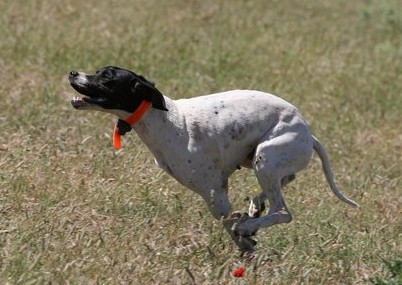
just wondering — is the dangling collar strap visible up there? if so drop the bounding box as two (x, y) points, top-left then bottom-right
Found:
(113, 100), (151, 150)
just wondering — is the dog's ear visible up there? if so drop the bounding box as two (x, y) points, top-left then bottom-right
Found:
(132, 77), (168, 111)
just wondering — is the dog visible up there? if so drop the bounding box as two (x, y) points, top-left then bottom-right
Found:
(68, 66), (359, 251)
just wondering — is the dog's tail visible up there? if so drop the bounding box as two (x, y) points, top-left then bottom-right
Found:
(312, 135), (360, 207)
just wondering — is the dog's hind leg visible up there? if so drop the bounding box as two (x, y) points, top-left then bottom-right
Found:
(249, 174), (296, 218)
(248, 194), (266, 218)
(237, 132), (312, 237)
(239, 175), (292, 237)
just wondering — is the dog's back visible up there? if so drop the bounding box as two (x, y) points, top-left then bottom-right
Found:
(175, 90), (303, 140)
(172, 90), (309, 172)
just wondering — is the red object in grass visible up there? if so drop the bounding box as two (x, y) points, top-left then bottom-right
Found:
(232, 266), (245, 277)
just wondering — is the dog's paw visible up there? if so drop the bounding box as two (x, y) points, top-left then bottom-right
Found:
(223, 213), (257, 252)
(234, 216), (259, 238)
(225, 212), (249, 231)
(237, 236), (257, 252)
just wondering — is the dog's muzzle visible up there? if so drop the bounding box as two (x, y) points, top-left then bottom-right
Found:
(68, 71), (101, 109)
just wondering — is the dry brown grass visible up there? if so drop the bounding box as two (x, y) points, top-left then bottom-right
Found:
(0, 0), (401, 284)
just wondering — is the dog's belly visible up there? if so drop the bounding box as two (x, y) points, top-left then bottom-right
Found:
(150, 134), (258, 192)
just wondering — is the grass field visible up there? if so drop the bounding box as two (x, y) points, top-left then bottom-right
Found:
(1, 0), (401, 284)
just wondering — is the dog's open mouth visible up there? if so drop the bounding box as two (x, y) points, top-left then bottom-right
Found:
(69, 80), (108, 109)
(70, 95), (106, 109)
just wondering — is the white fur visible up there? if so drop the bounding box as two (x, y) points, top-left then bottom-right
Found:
(117, 90), (359, 250)
(73, 72), (89, 86)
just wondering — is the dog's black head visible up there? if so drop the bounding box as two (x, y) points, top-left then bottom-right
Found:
(68, 66), (168, 113)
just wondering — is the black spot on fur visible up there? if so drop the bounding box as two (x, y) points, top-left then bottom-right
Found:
(228, 123), (245, 141)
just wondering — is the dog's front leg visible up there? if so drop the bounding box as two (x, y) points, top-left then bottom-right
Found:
(200, 184), (256, 252)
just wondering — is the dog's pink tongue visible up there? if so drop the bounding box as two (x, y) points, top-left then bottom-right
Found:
(113, 125), (122, 150)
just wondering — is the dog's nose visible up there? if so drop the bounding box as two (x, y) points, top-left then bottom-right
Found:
(69, 71), (79, 78)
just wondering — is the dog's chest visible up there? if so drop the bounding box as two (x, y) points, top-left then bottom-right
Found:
(151, 149), (213, 191)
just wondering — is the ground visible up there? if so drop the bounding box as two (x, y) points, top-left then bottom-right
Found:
(0, 0), (401, 284)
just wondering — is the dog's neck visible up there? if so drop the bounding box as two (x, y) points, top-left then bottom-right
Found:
(131, 96), (193, 185)
(132, 96), (186, 155)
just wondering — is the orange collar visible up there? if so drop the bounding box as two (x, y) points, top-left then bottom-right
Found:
(113, 100), (151, 150)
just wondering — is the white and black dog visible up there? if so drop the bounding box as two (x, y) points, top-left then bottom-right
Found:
(68, 66), (359, 251)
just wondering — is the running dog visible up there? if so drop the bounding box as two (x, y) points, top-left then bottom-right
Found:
(68, 66), (359, 251)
